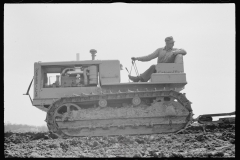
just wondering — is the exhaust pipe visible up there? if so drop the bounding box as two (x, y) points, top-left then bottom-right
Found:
(90, 49), (97, 60)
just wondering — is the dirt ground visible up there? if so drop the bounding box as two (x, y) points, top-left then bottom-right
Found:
(4, 123), (235, 158)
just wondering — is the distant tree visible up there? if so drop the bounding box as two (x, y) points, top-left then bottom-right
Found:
(4, 123), (48, 132)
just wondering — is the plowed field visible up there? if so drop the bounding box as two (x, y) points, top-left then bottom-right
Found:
(4, 123), (235, 158)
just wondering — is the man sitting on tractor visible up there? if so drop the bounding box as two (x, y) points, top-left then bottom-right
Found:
(129, 36), (187, 82)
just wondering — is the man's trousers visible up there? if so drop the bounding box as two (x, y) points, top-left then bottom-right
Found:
(140, 65), (156, 82)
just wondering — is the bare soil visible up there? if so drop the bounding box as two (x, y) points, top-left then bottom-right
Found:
(4, 123), (235, 158)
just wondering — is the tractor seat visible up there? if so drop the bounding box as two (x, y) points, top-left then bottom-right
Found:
(155, 54), (184, 73)
(151, 54), (186, 83)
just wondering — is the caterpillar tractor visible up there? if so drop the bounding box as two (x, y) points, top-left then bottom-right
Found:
(23, 49), (233, 137)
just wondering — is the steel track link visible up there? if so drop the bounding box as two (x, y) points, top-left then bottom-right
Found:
(46, 89), (193, 137)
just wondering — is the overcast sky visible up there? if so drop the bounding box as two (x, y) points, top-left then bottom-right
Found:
(4, 3), (235, 126)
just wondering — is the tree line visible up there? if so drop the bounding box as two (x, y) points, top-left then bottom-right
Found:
(4, 122), (48, 132)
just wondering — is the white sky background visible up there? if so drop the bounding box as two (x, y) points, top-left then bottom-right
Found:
(4, 4), (235, 126)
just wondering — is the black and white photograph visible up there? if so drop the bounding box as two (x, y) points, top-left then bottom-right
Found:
(4, 3), (235, 158)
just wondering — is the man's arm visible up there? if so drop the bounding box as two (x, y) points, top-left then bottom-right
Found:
(173, 49), (187, 55)
(135, 48), (160, 62)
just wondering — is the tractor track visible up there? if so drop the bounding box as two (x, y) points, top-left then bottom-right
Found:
(46, 89), (193, 137)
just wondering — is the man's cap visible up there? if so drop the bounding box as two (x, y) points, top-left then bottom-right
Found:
(165, 36), (175, 43)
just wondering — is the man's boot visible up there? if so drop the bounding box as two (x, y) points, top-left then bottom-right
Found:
(128, 75), (145, 82)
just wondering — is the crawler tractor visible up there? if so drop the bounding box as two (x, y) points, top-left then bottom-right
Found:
(25, 49), (228, 137)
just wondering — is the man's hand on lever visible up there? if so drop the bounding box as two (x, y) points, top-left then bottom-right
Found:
(131, 57), (137, 61)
